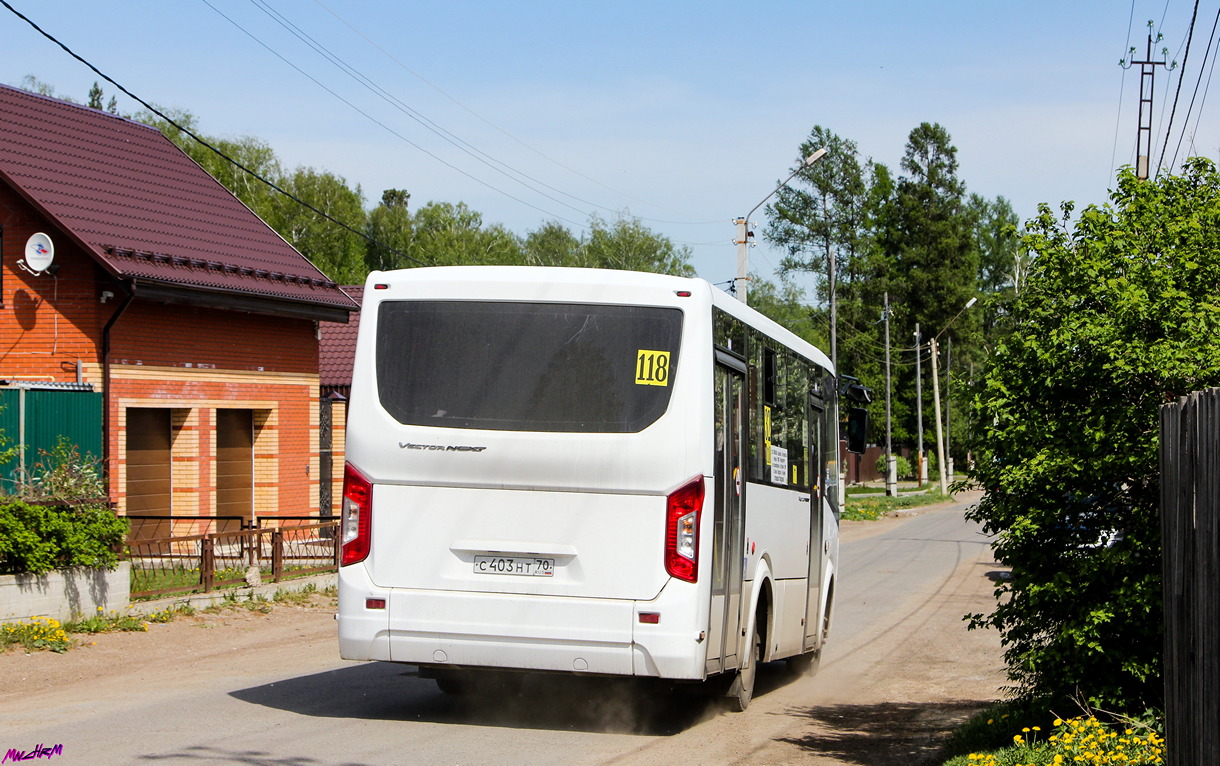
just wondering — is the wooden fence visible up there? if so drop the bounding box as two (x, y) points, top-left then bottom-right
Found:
(1160, 387), (1220, 765)
(125, 519), (339, 599)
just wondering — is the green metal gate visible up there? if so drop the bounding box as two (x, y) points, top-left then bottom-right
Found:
(0, 385), (103, 493)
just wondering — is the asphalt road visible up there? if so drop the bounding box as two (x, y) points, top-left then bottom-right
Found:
(0, 491), (1005, 765)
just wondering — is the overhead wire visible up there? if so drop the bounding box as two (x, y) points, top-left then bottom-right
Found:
(1110, 0), (1138, 178)
(1186, 13), (1220, 157)
(309, 0), (721, 226)
(247, 0), (621, 222)
(0, 0), (426, 267)
(1170, 4), (1220, 170)
(199, 0), (585, 227)
(1155, 0), (1200, 178)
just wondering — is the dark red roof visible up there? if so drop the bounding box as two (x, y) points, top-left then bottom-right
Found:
(0, 84), (357, 321)
(320, 286), (364, 393)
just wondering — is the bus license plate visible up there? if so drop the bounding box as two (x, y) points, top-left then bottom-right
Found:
(473, 555), (555, 577)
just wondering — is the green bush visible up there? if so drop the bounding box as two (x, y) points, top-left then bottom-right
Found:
(0, 435), (124, 576)
(873, 454), (913, 480)
(17, 436), (107, 504)
(965, 161), (1220, 712)
(0, 500), (126, 575)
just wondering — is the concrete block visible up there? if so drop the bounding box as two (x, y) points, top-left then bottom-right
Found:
(0, 562), (130, 623)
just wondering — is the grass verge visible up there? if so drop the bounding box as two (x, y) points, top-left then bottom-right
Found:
(842, 486), (950, 520)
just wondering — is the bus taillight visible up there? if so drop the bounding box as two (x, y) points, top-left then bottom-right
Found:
(664, 477), (704, 582)
(341, 462), (373, 566)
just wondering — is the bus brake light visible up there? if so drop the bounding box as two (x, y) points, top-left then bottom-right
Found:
(341, 462), (373, 566)
(664, 477), (704, 582)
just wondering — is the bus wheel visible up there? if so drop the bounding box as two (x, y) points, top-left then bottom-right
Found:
(785, 648), (821, 677)
(727, 619), (761, 712)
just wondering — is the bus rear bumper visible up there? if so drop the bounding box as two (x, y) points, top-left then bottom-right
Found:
(339, 590), (700, 680)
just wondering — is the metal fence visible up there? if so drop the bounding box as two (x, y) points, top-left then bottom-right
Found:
(126, 519), (340, 599)
(1160, 387), (1220, 765)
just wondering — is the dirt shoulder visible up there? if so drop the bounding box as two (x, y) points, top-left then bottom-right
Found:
(0, 592), (339, 708)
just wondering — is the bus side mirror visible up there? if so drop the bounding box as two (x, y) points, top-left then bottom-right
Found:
(846, 408), (869, 454)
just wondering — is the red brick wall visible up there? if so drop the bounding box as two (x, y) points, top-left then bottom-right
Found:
(109, 302), (317, 373)
(0, 183), (108, 383)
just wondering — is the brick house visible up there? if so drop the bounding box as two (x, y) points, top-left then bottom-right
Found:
(0, 84), (358, 533)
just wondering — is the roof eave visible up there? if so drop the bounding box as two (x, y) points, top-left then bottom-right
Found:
(133, 279), (355, 323)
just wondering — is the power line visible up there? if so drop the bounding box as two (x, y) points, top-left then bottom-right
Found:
(1186, 16), (1220, 158)
(1156, 0), (1201, 178)
(1170, 5), (1220, 171)
(309, 0), (721, 226)
(246, 0), (614, 222)
(0, 0), (425, 268)
(1110, 0), (1138, 178)
(199, 0), (586, 228)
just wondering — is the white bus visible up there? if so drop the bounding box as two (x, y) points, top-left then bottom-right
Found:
(338, 266), (852, 710)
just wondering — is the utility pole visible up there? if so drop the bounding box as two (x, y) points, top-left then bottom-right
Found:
(914, 323), (924, 487)
(931, 336), (948, 496)
(1123, 22), (1173, 180)
(945, 335), (953, 481)
(733, 217), (751, 304)
(828, 240), (837, 372)
(884, 292), (895, 496)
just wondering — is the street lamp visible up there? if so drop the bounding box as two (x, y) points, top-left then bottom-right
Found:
(733, 148), (826, 305)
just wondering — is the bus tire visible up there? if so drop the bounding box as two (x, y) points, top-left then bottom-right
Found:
(727, 618), (761, 712)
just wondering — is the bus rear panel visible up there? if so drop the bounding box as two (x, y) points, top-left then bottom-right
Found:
(339, 268), (714, 680)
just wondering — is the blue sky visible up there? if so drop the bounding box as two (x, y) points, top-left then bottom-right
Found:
(3, 1), (1215, 289)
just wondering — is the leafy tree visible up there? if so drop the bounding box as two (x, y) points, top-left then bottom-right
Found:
(137, 107), (286, 222)
(261, 167), (368, 284)
(20, 75), (66, 100)
(966, 157), (1220, 712)
(519, 216), (693, 275)
(522, 221), (584, 266)
(766, 125), (868, 304)
(406, 201), (523, 267)
(764, 127), (889, 430)
(764, 123), (993, 452)
(86, 81), (118, 114)
(970, 194), (1023, 297)
(581, 214), (694, 275)
(365, 188), (415, 272)
(868, 123), (981, 452)
(746, 274), (827, 350)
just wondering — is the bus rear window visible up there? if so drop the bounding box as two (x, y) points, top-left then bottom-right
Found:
(376, 301), (683, 433)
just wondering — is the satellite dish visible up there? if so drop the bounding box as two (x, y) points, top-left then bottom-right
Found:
(24, 233), (54, 273)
